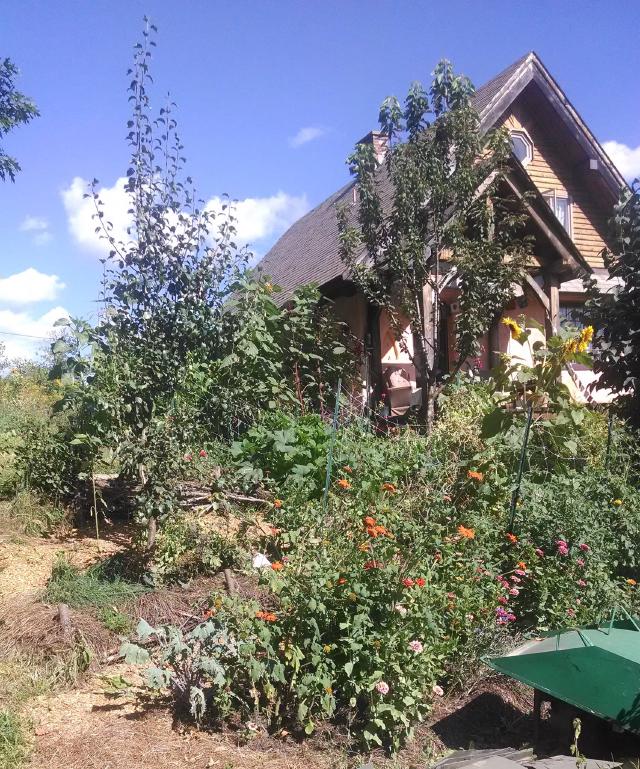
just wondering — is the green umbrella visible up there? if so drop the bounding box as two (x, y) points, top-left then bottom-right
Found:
(487, 610), (640, 733)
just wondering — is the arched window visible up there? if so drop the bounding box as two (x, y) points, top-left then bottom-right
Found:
(510, 130), (533, 166)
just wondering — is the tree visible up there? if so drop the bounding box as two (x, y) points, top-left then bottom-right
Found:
(585, 179), (640, 424)
(0, 58), (39, 182)
(338, 61), (531, 427)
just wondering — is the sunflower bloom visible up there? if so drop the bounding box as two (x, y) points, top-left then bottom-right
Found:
(502, 316), (525, 340)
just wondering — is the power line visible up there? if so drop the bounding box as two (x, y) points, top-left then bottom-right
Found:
(0, 330), (49, 340)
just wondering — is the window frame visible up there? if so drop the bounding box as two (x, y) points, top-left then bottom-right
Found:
(542, 188), (572, 237)
(510, 130), (534, 167)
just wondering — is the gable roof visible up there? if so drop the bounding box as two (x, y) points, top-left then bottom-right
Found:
(257, 52), (623, 301)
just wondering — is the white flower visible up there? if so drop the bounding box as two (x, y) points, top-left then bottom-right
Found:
(252, 553), (271, 569)
(395, 604), (407, 616)
(432, 684), (444, 697)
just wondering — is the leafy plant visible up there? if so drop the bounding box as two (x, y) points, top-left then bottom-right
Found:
(0, 57), (39, 182)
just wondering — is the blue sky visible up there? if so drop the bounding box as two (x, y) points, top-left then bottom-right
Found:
(1, 0), (639, 359)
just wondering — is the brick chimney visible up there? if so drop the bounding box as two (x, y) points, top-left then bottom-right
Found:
(358, 130), (388, 165)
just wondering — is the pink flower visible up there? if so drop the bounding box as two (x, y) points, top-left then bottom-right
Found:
(375, 680), (390, 695)
(579, 543), (590, 552)
(566, 608), (576, 618)
(432, 684), (444, 697)
(395, 604), (407, 616)
(408, 640), (424, 654)
(577, 579), (587, 588)
(509, 587), (520, 596)
(183, 453), (192, 462)
(498, 596), (509, 605)
(535, 548), (545, 557)
(576, 558), (585, 568)
(510, 575), (521, 583)
(556, 540), (569, 556)
(199, 449), (207, 458)
(514, 569), (526, 576)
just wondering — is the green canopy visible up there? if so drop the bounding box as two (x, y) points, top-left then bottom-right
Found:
(487, 616), (640, 733)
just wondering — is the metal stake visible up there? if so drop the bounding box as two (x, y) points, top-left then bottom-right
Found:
(508, 403), (533, 532)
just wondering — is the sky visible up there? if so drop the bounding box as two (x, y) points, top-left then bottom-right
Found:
(1, 0), (639, 360)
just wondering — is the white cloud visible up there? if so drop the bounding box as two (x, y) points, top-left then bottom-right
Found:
(289, 126), (327, 148)
(0, 305), (69, 361)
(20, 215), (53, 246)
(0, 268), (65, 305)
(207, 192), (309, 245)
(602, 141), (640, 181)
(61, 176), (131, 253)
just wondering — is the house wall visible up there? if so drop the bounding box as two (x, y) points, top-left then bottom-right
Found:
(498, 98), (611, 269)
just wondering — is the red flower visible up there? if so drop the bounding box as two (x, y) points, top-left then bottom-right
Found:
(199, 449), (207, 458)
(415, 577), (426, 587)
(505, 532), (518, 544)
(364, 560), (383, 570)
(402, 578), (414, 588)
(579, 543), (590, 552)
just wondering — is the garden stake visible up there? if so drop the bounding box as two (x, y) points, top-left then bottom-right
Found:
(508, 403), (533, 532)
(605, 408), (613, 468)
(322, 377), (342, 516)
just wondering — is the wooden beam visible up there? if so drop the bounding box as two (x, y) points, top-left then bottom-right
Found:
(545, 271), (560, 335)
(524, 273), (550, 313)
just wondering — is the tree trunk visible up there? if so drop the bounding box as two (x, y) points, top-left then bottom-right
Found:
(146, 516), (157, 551)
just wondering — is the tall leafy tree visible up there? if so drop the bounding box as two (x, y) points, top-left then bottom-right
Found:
(0, 58), (39, 182)
(585, 179), (640, 424)
(338, 61), (531, 427)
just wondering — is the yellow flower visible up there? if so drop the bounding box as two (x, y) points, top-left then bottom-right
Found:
(324, 686), (333, 694)
(627, 579), (637, 587)
(323, 644), (332, 653)
(502, 317), (524, 340)
(613, 499), (623, 506)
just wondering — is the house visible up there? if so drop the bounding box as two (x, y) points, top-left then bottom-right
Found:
(257, 53), (626, 412)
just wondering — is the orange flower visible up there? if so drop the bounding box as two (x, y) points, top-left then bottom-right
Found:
(458, 525), (475, 540)
(467, 470), (484, 482)
(505, 532), (518, 544)
(256, 610), (278, 622)
(358, 542), (370, 552)
(273, 499), (283, 509)
(627, 578), (637, 586)
(364, 516), (376, 527)
(342, 465), (353, 474)
(337, 478), (351, 489)
(271, 561), (284, 571)
(517, 561), (527, 571)
(382, 482), (397, 492)
(202, 608), (215, 619)
(338, 577), (347, 585)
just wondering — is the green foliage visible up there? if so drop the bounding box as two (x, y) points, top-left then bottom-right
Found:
(338, 60), (531, 422)
(0, 57), (39, 183)
(44, 554), (149, 609)
(5, 491), (68, 536)
(153, 513), (242, 583)
(230, 411), (330, 493)
(586, 179), (640, 424)
(98, 606), (133, 634)
(0, 709), (29, 769)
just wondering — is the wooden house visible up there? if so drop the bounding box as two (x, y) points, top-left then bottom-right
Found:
(257, 53), (626, 412)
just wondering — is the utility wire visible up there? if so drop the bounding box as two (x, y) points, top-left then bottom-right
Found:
(0, 330), (49, 340)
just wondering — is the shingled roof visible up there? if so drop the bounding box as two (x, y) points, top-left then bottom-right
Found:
(256, 52), (622, 302)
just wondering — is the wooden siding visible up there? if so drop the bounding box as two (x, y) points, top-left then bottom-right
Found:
(498, 93), (611, 269)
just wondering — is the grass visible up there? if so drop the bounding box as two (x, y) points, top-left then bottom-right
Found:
(44, 554), (150, 609)
(0, 709), (29, 769)
(97, 606), (133, 634)
(0, 490), (69, 537)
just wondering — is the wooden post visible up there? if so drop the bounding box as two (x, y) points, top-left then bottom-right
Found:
(366, 303), (383, 409)
(545, 271), (560, 337)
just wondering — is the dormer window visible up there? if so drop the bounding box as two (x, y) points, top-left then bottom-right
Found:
(542, 189), (572, 236)
(510, 130), (533, 166)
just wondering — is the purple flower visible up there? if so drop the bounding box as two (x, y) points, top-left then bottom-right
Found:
(375, 680), (389, 695)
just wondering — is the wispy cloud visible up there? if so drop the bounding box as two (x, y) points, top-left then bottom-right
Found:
(602, 140), (640, 181)
(0, 267), (65, 305)
(0, 305), (69, 361)
(20, 215), (52, 245)
(289, 126), (328, 148)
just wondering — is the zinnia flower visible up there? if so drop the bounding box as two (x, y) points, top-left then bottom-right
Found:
(579, 543), (590, 552)
(337, 478), (351, 489)
(273, 499), (283, 509)
(199, 449), (207, 458)
(395, 604), (407, 616)
(358, 542), (370, 553)
(576, 558), (585, 567)
(517, 561), (527, 570)
(509, 587), (520, 596)
(342, 465), (353, 474)
(364, 516), (376, 527)
(402, 577), (415, 588)
(415, 577), (426, 587)
(505, 532), (518, 544)
(535, 548), (544, 557)
(467, 470), (484, 482)
(627, 579), (637, 587)
(183, 453), (192, 462)
(458, 525), (475, 539)
(381, 482), (397, 492)
(271, 561), (284, 571)
(432, 684), (444, 697)
(408, 640), (424, 654)
(556, 540), (569, 556)
(566, 608), (576, 618)
(323, 644), (332, 653)
(375, 681), (390, 695)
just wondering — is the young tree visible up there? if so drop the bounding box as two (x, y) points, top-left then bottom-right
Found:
(338, 61), (531, 427)
(0, 58), (39, 182)
(585, 179), (640, 424)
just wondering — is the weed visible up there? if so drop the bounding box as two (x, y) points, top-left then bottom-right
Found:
(7, 490), (69, 536)
(0, 709), (29, 769)
(98, 606), (133, 634)
(44, 554), (150, 609)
